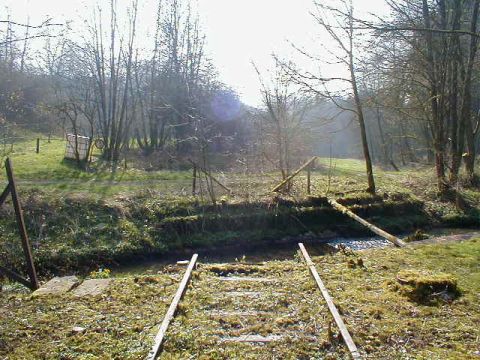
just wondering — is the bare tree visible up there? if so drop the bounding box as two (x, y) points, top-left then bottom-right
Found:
(280, 0), (376, 193)
(254, 62), (312, 187)
(134, 0), (209, 156)
(360, 0), (480, 192)
(86, 0), (139, 162)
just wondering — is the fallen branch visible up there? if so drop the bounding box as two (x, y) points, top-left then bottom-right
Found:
(271, 156), (317, 192)
(328, 198), (406, 247)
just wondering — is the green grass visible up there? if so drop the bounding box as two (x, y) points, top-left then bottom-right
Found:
(0, 139), (192, 184)
(1, 135), (479, 358)
(164, 239), (480, 359)
(0, 272), (180, 359)
(0, 187), (429, 276)
(0, 138), (474, 216)
(315, 238), (480, 359)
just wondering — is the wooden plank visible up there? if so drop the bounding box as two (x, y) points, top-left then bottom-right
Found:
(298, 243), (361, 360)
(327, 198), (405, 247)
(214, 276), (275, 282)
(5, 158), (39, 290)
(206, 310), (271, 317)
(271, 156), (317, 192)
(146, 253), (198, 360)
(221, 334), (283, 343)
(224, 291), (263, 297)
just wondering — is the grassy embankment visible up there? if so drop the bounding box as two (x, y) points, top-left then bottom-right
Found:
(0, 138), (479, 276)
(1, 238), (478, 359)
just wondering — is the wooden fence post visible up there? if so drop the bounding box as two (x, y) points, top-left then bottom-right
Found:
(188, 159), (232, 194)
(36, 138), (40, 153)
(2, 158), (39, 289)
(192, 165), (197, 195)
(307, 164), (311, 195)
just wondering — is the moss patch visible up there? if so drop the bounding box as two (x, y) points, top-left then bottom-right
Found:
(0, 271), (181, 359)
(395, 269), (460, 304)
(314, 238), (480, 359)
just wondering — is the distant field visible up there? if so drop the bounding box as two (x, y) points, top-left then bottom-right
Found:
(0, 139), (191, 181)
(2, 136), (479, 224)
(0, 137), (441, 200)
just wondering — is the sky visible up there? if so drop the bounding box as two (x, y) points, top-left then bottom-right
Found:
(1, 0), (389, 106)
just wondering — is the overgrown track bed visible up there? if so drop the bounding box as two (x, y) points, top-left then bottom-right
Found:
(159, 254), (352, 359)
(1, 239), (479, 359)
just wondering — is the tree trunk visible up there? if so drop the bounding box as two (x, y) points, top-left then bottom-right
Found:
(345, 10), (375, 193)
(350, 55), (375, 193)
(465, 121), (478, 185)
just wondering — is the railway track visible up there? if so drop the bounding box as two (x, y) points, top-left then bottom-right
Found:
(147, 244), (361, 359)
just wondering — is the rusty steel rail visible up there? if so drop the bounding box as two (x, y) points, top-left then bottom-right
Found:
(298, 243), (361, 360)
(146, 253), (198, 360)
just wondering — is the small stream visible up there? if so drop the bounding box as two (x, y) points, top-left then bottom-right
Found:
(113, 227), (480, 276)
(326, 236), (391, 250)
